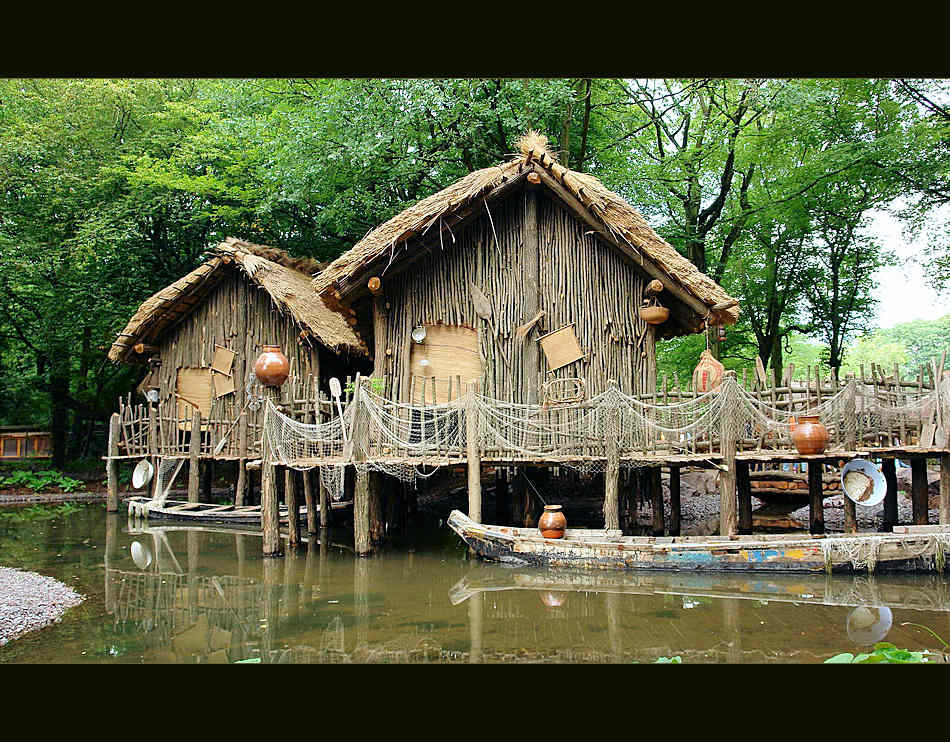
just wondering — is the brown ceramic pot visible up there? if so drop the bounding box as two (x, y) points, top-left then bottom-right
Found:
(790, 415), (829, 455)
(254, 345), (290, 387)
(538, 504), (567, 539)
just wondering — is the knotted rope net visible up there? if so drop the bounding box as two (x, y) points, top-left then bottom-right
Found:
(258, 375), (940, 488)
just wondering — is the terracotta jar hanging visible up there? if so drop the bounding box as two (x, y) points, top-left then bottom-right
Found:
(254, 345), (290, 387)
(538, 504), (567, 539)
(790, 415), (829, 455)
(692, 349), (724, 393)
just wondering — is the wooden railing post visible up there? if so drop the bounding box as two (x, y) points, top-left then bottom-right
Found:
(352, 376), (371, 555)
(106, 413), (120, 513)
(261, 397), (282, 557)
(466, 381), (482, 523)
(604, 379), (620, 531)
(719, 371), (738, 537)
(843, 378), (858, 533)
(187, 409), (201, 503)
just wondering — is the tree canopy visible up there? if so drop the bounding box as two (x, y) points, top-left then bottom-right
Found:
(1, 77), (946, 464)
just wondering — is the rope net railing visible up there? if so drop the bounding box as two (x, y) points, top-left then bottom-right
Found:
(259, 374), (944, 487)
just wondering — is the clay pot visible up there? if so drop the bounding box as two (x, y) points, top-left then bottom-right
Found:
(639, 305), (670, 325)
(254, 345), (290, 387)
(790, 415), (829, 455)
(538, 504), (567, 539)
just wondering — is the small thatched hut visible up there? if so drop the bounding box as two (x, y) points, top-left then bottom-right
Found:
(109, 237), (367, 432)
(314, 132), (739, 404)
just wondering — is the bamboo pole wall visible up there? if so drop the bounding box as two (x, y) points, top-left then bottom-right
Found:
(380, 187), (655, 405)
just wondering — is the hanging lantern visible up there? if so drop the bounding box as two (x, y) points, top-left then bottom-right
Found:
(717, 325), (727, 342)
(693, 349), (724, 393)
(254, 345), (290, 387)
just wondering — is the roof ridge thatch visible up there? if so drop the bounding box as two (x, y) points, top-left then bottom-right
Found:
(312, 130), (739, 328)
(108, 238), (366, 363)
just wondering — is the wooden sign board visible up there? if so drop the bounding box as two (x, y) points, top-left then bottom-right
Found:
(537, 324), (584, 373)
(211, 345), (236, 377)
(408, 325), (481, 403)
(175, 368), (213, 422)
(213, 371), (236, 398)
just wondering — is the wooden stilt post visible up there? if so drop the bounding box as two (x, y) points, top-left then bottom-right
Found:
(351, 375), (371, 555)
(106, 412), (120, 513)
(187, 409), (201, 503)
(285, 468), (300, 548)
(911, 456), (929, 525)
(201, 458), (213, 501)
(303, 469), (317, 534)
(604, 380), (620, 531)
(368, 472), (384, 543)
(719, 371), (738, 537)
(808, 461), (825, 535)
(495, 468), (509, 525)
(882, 457), (899, 531)
(669, 466), (681, 537)
(466, 381), (482, 523)
(318, 468), (332, 529)
(737, 461), (752, 535)
(941, 454), (950, 526)
(650, 467), (664, 536)
(235, 459), (247, 507)
(261, 391), (282, 558)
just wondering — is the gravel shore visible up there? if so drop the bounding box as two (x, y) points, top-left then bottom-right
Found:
(0, 566), (83, 646)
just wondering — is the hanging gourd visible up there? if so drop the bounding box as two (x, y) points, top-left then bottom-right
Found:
(639, 279), (669, 325)
(693, 349), (724, 393)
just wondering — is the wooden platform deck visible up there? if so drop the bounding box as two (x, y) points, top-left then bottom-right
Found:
(127, 496), (351, 524)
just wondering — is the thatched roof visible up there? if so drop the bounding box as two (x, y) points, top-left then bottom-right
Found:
(108, 238), (367, 363)
(313, 131), (740, 331)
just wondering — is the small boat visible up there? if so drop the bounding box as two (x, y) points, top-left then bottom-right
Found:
(447, 510), (950, 574)
(128, 496), (351, 524)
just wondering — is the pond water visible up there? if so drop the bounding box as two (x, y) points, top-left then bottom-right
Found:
(1, 504), (948, 663)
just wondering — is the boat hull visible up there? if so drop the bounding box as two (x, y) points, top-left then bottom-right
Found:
(447, 510), (947, 574)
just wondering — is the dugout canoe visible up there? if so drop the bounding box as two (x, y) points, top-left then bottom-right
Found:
(128, 496), (351, 524)
(447, 510), (950, 573)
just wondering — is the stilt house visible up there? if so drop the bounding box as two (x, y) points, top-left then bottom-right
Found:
(313, 132), (739, 404)
(108, 238), (367, 463)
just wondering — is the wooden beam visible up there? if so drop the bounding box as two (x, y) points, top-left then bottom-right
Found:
(604, 382), (620, 531)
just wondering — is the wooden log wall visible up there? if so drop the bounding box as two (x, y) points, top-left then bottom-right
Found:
(379, 188), (655, 405)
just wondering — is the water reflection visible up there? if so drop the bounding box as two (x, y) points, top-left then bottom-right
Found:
(9, 508), (945, 664)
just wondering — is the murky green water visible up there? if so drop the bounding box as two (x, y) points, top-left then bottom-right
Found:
(1, 504), (949, 663)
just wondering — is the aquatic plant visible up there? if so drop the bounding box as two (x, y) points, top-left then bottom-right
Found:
(654, 656), (682, 663)
(824, 642), (932, 663)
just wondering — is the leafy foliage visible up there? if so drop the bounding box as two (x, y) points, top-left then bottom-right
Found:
(824, 642), (932, 664)
(0, 468), (84, 492)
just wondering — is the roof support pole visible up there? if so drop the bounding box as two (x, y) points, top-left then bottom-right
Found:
(523, 186), (540, 405)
